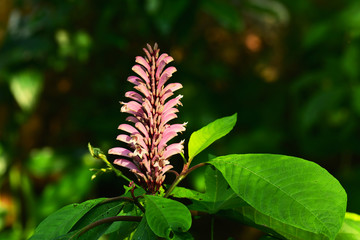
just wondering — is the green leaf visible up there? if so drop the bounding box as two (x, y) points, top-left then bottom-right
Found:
(336, 212), (360, 240)
(70, 201), (125, 240)
(104, 203), (139, 239)
(29, 198), (105, 240)
(188, 113), (237, 161)
(172, 166), (246, 213)
(173, 231), (194, 240)
(209, 154), (347, 240)
(144, 195), (192, 238)
(259, 236), (282, 240)
(132, 217), (157, 240)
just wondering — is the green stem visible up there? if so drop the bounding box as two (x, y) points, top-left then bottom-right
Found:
(72, 215), (142, 239)
(101, 196), (133, 204)
(164, 162), (208, 198)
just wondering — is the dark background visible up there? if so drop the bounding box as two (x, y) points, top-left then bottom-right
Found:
(1, 0), (360, 239)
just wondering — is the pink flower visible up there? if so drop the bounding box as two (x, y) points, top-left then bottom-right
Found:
(109, 43), (186, 193)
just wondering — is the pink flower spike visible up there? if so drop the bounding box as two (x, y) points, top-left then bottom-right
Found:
(108, 147), (132, 157)
(135, 56), (150, 71)
(109, 44), (186, 194)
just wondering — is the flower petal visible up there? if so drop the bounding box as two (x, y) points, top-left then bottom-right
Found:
(155, 56), (174, 79)
(131, 133), (148, 151)
(161, 164), (173, 174)
(163, 123), (186, 135)
(121, 101), (142, 113)
(157, 66), (177, 91)
(116, 134), (132, 144)
(114, 158), (139, 171)
(162, 142), (184, 159)
(160, 113), (177, 126)
(160, 83), (183, 100)
(135, 56), (150, 71)
(132, 65), (150, 85)
(163, 95), (183, 113)
(158, 131), (178, 151)
(118, 124), (140, 135)
(134, 83), (151, 98)
(135, 122), (149, 139)
(125, 91), (143, 103)
(108, 147), (132, 157)
(127, 76), (142, 85)
(126, 116), (139, 124)
(156, 53), (168, 66)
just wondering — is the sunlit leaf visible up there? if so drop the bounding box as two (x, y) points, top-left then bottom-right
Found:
(188, 113), (237, 161)
(336, 212), (360, 240)
(210, 154), (347, 240)
(144, 195), (192, 238)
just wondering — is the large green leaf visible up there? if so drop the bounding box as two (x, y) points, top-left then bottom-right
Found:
(336, 212), (360, 240)
(172, 166), (246, 213)
(209, 154), (347, 240)
(29, 198), (105, 240)
(69, 200), (125, 240)
(144, 195), (192, 238)
(188, 113), (237, 161)
(132, 217), (157, 240)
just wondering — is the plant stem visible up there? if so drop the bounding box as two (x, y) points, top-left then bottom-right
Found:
(73, 215), (142, 239)
(131, 188), (145, 213)
(164, 162), (208, 198)
(211, 215), (214, 240)
(101, 196), (133, 204)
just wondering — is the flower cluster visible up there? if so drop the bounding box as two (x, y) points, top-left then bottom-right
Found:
(108, 43), (186, 193)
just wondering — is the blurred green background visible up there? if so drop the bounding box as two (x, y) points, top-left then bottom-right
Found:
(1, 0), (360, 239)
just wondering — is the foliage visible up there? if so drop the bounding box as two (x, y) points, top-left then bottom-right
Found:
(1, 0), (360, 239)
(30, 114), (357, 239)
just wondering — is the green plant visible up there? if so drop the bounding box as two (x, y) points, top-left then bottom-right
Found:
(29, 44), (360, 240)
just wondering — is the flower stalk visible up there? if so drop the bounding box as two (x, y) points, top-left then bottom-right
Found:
(109, 43), (186, 194)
